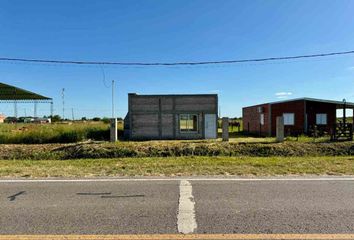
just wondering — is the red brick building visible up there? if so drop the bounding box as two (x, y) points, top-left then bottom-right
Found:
(242, 98), (354, 136)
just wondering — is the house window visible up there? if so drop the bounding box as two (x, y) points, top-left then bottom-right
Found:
(316, 113), (327, 125)
(260, 113), (264, 125)
(283, 113), (295, 125)
(180, 114), (198, 132)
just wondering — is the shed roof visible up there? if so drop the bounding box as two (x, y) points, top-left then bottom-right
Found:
(269, 97), (354, 108)
(244, 97), (354, 109)
(0, 82), (52, 102)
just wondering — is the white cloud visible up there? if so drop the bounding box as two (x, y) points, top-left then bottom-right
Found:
(275, 92), (292, 99)
(209, 90), (221, 94)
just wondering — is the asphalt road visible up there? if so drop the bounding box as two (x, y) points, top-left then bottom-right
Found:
(0, 177), (353, 235)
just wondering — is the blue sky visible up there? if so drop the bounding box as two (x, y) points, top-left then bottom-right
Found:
(0, 0), (354, 118)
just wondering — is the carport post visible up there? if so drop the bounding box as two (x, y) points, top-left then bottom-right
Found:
(343, 99), (346, 126)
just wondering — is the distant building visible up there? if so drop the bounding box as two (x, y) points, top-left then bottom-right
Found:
(124, 93), (218, 140)
(0, 114), (5, 123)
(35, 117), (51, 124)
(24, 117), (51, 124)
(243, 98), (354, 136)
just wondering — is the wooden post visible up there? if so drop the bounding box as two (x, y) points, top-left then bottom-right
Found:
(110, 118), (118, 142)
(222, 117), (229, 141)
(276, 116), (284, 142)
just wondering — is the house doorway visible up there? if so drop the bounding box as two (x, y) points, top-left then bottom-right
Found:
(204, 114), (217, 139)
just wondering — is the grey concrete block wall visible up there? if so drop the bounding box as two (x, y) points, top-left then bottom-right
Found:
(124, 93), (218, 140)
(161, 114), (174, 138)
(174, 113), (204, 140)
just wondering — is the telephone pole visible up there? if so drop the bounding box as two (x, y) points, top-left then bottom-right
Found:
(110, 80), (118, 142)
(62, 88), (65, 120)
(112, 80), (115, 118)
(71, 108), (74, 121)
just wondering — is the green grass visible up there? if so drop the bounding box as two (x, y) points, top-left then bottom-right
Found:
(218, 119), (243, 133)
(0, 156), (353, 177)
(0, 119), (337, 144)
(218, 134), (330, 143)
(337, 117), (353, 123)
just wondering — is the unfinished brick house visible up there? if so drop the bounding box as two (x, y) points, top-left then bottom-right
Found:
(242, 98), (354, 136)
(124, 93), (218, 140)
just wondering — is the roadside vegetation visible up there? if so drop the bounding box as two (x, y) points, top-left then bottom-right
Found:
(0, 122), (111, 143)
(0, 156), (353, 177)
(0, 120), (353, 177)
(0, 141), (353, 160)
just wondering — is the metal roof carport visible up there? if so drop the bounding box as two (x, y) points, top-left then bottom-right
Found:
(0, 82), (53, 118)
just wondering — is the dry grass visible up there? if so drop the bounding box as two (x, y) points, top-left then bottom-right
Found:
(0, 122), (110, 143)
(0, 140), (353, 160)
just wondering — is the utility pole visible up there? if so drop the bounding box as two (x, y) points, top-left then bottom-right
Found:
(62, 88), (65, 120)
(112, 80), (115, 118)
(71, 108), (74, 121)
(110, 80), (118, 142)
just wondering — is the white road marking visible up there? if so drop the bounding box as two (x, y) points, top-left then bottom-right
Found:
(0, 177), (353, 183)
(177, 180), (197, 234)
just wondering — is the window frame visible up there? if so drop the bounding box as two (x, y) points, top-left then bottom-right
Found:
(283, 113), (295, 126)
(316, 113), (327, 125)
(179, 114), (199, 133)
(260, 113), (265, 125)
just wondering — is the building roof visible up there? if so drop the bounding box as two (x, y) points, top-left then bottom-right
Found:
(128, 93), (217, 97)
(270, 97), (354, 107)
(244, 97), (354, 109)
(0, 82), (52, 102)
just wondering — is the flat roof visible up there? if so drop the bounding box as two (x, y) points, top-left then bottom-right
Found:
(244, 97), (354, 109)
(0, 82), (52, 101)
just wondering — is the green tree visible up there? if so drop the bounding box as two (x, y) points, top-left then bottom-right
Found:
(51, 115), (62, 122)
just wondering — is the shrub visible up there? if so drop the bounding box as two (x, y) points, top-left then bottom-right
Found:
(56, 141), (354, 159)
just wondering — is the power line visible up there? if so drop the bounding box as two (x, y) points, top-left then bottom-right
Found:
(0, 50), (354, 66)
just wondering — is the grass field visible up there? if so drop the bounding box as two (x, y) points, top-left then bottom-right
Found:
(0, 121), (332, 144)
(0, 156), (353, 177)
(0, 119), (337, 144)
(0, 119), (352, 178)
(0, 122), (112, 143)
